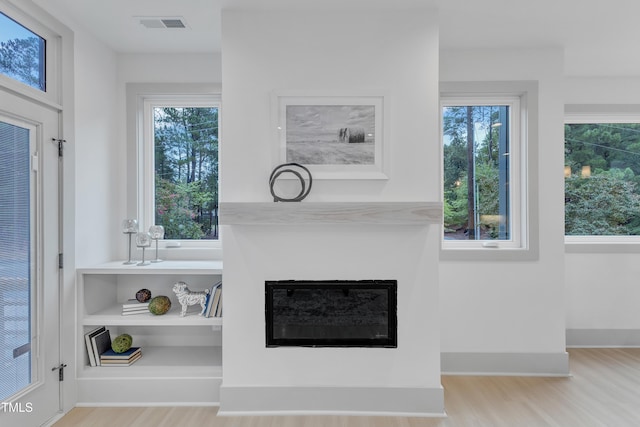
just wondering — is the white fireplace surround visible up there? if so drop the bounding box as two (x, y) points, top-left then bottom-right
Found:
(219, 201), (444, 416)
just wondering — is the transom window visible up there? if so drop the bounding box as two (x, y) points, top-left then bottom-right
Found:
(441, 94), (526, 251)
(0, 11), (46, 92)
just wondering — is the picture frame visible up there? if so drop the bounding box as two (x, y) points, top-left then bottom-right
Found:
(272, 91), (389, 180)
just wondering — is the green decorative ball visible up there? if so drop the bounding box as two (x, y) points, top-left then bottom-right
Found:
(148, 295), (171, 315)
(112, 334), (133, 353)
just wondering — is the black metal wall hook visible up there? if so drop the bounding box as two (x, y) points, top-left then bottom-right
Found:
(269, 162), (313, 202)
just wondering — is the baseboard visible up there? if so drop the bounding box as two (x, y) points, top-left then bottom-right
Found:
(41, 412), (66, 427)
(441, 352), (570, 376)
(76, 377), (221, 406)
(218, 385), (445, 417)
(75, 402), (219, 408)
(567, 329), (640, 348)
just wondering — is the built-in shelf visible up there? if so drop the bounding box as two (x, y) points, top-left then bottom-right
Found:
(77, 260), (223, 275)
(82, 305), (223, 327)
(78, 346), (222, 379)
(219, 201), (443, 225)
(76, 260), (223, 405)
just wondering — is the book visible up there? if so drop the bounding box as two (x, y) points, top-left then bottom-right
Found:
(100, 353), (142, 366)
(122, 306), (150, 312)
(206, 281), (222, 317)
(214, 290), (223, 317)
(121, 309), (150, 316)
(84, 326), (106, 367)
(122, 302), (150, 315)
(100, 347), (141, 360)
(122, 305), (149, 311)
(202, 291), (211, 316)
(203, 281), (220, 317)
(213, 283), (223, 317)
(91, 329), (112, 366)
(122, 301), (149, 309)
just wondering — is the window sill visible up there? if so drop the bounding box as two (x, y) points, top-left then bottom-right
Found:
(565, 239), (640, 254)
(440, 246), (538, 261)
(132, 245), (222, 261)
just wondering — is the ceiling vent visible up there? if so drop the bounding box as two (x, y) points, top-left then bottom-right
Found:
(137, 17), (188, 29)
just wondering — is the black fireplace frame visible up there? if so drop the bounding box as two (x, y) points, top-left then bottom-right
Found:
(265, 280), (397, 348)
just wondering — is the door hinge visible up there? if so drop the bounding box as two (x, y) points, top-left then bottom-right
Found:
(52, 363), (67, 381)
(58, 253), (64, 269)
(52, 138), (66, 158)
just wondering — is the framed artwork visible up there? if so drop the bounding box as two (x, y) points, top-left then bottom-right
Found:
(273, 92), (389, 179)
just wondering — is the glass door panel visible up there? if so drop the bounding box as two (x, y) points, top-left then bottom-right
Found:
(0, 120), (33, 402)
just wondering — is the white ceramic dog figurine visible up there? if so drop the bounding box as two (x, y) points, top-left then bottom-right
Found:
(172, 281), (209, 317)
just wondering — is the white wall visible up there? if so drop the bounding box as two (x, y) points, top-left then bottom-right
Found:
(219, 12), (439, 203)
(73, 25), (119, 266)
(220, 8), (444, 415)
(117, 53), (221, 84)
(565, 77), (640, 105)
(566, 252), (640, 330)
(439, 49), (569, 373)
(565, 77), (640, 345)
(30, 1), (118, 410)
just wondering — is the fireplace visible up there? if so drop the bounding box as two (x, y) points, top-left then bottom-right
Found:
(265, 280), (397, 348)
(220, 202), (443, 415)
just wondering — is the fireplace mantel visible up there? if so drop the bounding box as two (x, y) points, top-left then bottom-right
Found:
(219, 201), (442, 225)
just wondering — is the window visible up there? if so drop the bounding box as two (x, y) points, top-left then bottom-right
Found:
(565, 113), (640, 240)
(441, 84), (533, 256)
(0, 11), (46, 91)
(138, 94), (220, 244)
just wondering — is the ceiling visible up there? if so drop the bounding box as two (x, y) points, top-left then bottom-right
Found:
(30, 0), (640, 76)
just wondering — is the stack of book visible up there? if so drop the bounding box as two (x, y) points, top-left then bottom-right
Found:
(204, 281), (222, 317)
(100, 347), (142, 366)
(84, 326), (143, 367)
(84, 326), (111, 367)
(122, 300), (149, 316)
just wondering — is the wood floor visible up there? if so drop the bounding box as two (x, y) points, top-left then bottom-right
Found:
(53, 348), (640, 427)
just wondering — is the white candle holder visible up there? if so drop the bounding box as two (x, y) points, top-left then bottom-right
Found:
(149, 225), (165, 263)
(136, 232), (152, 266)
(122, 219), (138, 265)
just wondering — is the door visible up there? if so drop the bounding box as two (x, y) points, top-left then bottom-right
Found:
(0, 91), (61, 426)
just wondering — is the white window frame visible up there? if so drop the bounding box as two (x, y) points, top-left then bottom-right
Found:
(440, 81), (537, 260)
(127, 83), (222, 259)
(564, 106), (640, 251)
